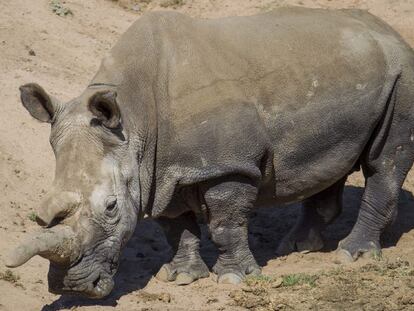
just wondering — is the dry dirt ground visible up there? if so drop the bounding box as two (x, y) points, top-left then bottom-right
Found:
(1, 0), (414, 310)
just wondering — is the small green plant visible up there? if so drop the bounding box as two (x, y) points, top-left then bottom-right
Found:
(282, 274), (301, 286)
(49, 0), (73, 17)
(371, 249), (383, 262)
(28, 212), (37, 222)
(282, 273), (318, 287)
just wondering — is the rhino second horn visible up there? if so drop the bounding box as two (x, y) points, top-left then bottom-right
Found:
(5, 226), (79, 268)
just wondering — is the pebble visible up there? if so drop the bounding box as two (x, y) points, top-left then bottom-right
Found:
(272, 277), (284, 288)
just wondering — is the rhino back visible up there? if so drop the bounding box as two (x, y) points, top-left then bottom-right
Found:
(155, 10), (393, 193)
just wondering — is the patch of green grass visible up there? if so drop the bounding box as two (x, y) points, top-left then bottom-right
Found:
(245, 272), (318, 288)
(245, 274), (272, 284)
(282, 274), (301, 286)
(49, 0), (73, 17)
(28, 212), (37, 222)
(282, 273), (318, 287)
(246, 274), (272, 282)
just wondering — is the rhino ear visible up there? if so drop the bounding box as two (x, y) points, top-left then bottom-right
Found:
(19, 83), (59, 123)
(88, 90), (121, 129)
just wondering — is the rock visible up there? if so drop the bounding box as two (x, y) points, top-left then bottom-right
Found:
(131, 5), (141, 12)
(272, 277), (284, 288)
(242, 286), (253, 292)
(159, 293), (171, 303)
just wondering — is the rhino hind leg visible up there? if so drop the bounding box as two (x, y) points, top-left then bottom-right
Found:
(337, 166), (406, 262)
(338, 153), (414, 261)
(155, 212), (209, 285)
(202, 177), (261, 284)
(338, 71), (414, 261)
(277, 177), (346, 256)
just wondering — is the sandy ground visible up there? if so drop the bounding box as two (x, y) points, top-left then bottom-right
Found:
(0, 0), (414, 310)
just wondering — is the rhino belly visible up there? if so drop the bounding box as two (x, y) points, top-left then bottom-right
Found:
(266, 83), (386, 204)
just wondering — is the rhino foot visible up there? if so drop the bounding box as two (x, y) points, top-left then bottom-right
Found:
(337, 232), (381, 262)
(217, 272), (244, 285)
(213, 260), (261, 284)
(156, 260), (209, 285)
(277, 227), (324, 256)
(218, 266), (261, 285)
(277, 178), (345, 256)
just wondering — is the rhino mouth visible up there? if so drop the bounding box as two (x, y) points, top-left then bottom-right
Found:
(90, 274), (115, 298)
(49, 272), (114, 299)
(48, 256), (118, 299)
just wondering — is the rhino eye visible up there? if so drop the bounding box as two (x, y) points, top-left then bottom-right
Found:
(105, 197), (117, 216)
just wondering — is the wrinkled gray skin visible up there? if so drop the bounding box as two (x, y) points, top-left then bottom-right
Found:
(7, 7), (414, 297)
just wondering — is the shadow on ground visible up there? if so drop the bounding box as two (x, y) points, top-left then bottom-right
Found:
(248, 186), (414, 266)
(41, 186), (414, 310)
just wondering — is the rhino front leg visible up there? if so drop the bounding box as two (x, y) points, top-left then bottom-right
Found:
(277, 177), (346, 255)
(156, 212), (209, 285)
(202, 177), (261, 284)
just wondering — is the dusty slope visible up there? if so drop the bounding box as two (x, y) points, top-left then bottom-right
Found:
(0, 1), (414, 310)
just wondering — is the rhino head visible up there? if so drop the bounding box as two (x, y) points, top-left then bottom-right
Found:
(6, 83), (145, 298)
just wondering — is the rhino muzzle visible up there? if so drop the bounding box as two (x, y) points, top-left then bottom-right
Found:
(48, 263), (115, 299)
(6, 225), (116, 299)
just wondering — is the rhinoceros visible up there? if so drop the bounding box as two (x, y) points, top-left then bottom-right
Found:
(6, 7), (414, 298)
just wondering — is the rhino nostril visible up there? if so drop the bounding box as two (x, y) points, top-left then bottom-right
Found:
(92, 275), (101, 288)
(36, 216), (48, 227)
(36, 215), (65, 228)
(36, 213), (66, 228)
(49, 216), (65, 228)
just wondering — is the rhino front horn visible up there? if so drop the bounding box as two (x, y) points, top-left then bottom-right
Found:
(5, 225), (79, 268)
